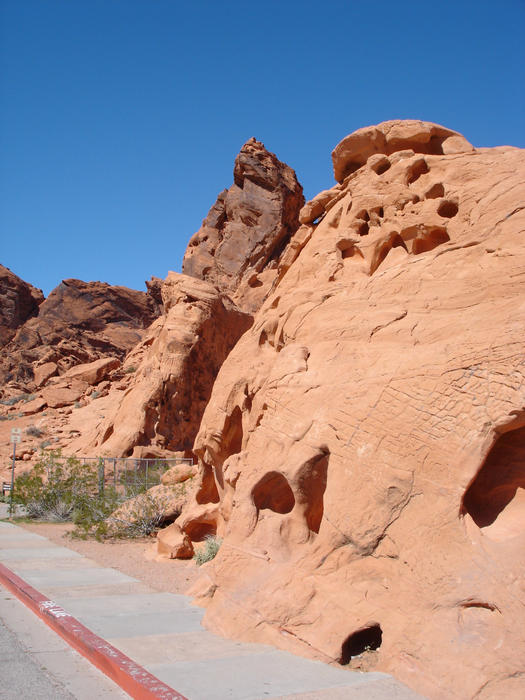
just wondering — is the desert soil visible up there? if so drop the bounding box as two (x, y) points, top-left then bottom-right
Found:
(16, 521), (201, 595)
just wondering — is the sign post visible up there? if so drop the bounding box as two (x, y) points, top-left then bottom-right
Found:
(9, 428), (21, 518)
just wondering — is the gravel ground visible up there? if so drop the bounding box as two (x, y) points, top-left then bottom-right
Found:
(15, 521), (201, 595)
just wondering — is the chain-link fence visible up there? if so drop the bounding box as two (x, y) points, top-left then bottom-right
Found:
(75, 456), (193, 500)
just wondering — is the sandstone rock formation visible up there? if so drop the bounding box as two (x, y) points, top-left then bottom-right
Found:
(0, 277), (160, 392)
(62, 140), (303, 460)
(0, 265), (44, 347)
(73, 273), (252, 457)
(183, 137), (304, 313)
(171, 121), (525, 699)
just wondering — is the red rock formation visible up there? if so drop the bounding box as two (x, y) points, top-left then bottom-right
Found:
(183, 137), (304, 312)
(0, 265), (44, 347)
(70, 273), (252, 457)
(61, 140), (303, 459)
(173, 121), (525, 699)
(0, 278), (160, 391)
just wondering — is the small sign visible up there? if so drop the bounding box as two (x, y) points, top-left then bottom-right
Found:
(10, 428), (22, 444)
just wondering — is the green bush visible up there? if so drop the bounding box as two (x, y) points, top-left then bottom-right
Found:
(13, 452), (98, 521)
(11, 451), (178, 541)
(12, 452), (117, 537)
(194, 535), (222, 566)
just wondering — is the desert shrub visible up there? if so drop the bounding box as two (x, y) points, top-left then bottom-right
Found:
(26, 425), (44, 438)
(39, 439), (52, 449)
(124, 366), (136, 374)
(13, 452), (100, 521)
(194, 535), (222, 566)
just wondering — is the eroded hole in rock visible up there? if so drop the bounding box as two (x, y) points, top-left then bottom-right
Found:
(337, 240), (363, 261)
(356, 209), (370, 222)
(223, 406), (243, 459)
(437, 200), (459, 218)
(411, 227), (450, 254)
(297, 451), (329, 533)
(196, 462), (220, 504)
(371, 157), (391, 175)
(184, 519), (217, 542)
(252, 471), (295, 514)
(357, 221), (369, 236)
(248, 274), (263, 288)
(340, 625), (383, 664)
(370, 234), (407, 274)
(425, 183), (445, 199)
(460, 425), (525, 528)
(405, 158), (429, 185)
(341, 161), (361, 180)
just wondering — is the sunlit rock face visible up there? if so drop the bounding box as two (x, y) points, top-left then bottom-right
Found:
(179, 121), (525, 699)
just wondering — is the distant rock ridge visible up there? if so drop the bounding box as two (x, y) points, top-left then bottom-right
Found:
(0, 264), (44, 347)
(0, 277), (160, 391)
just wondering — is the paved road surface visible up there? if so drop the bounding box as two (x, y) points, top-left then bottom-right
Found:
(0, 588), (128, 699)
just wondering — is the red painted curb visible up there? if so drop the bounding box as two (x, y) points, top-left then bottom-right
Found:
(0, 561), (188, 700)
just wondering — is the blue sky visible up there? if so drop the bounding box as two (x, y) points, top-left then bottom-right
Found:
(1, 0), (524, 296)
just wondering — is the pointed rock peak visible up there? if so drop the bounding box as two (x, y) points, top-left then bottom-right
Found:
(332, 119), (474, 183)
(240, 136), (265, 151)
(183, 140), (304, 311)
(234, 137), (299, 192)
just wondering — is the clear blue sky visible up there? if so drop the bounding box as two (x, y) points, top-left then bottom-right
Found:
(1, 0), (524, 296)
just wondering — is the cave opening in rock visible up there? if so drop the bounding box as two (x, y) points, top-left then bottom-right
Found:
(460, 425), (525, 528)
(340, 625), (383, 664)
(252, 471), (295, 514)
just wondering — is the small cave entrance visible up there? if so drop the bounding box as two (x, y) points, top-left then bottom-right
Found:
(252, 471), (295, 514)
(340, 625), (383, 664)
(460, 425), (525, 528)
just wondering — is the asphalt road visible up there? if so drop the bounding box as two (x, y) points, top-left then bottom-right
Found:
(0, 588), (128, 700)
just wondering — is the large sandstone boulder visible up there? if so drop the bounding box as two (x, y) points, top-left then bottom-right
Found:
(0, 264), (43, 347)
(183, 137), (304, 312)
(179, 123), (525, 699)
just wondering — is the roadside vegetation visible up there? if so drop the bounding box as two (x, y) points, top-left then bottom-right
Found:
(7, 451), (188, 541)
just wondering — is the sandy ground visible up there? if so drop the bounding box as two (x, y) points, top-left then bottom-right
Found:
(16, 521), (201, 596)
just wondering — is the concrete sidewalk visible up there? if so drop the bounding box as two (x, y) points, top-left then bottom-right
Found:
(0, 520), (423, 700)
